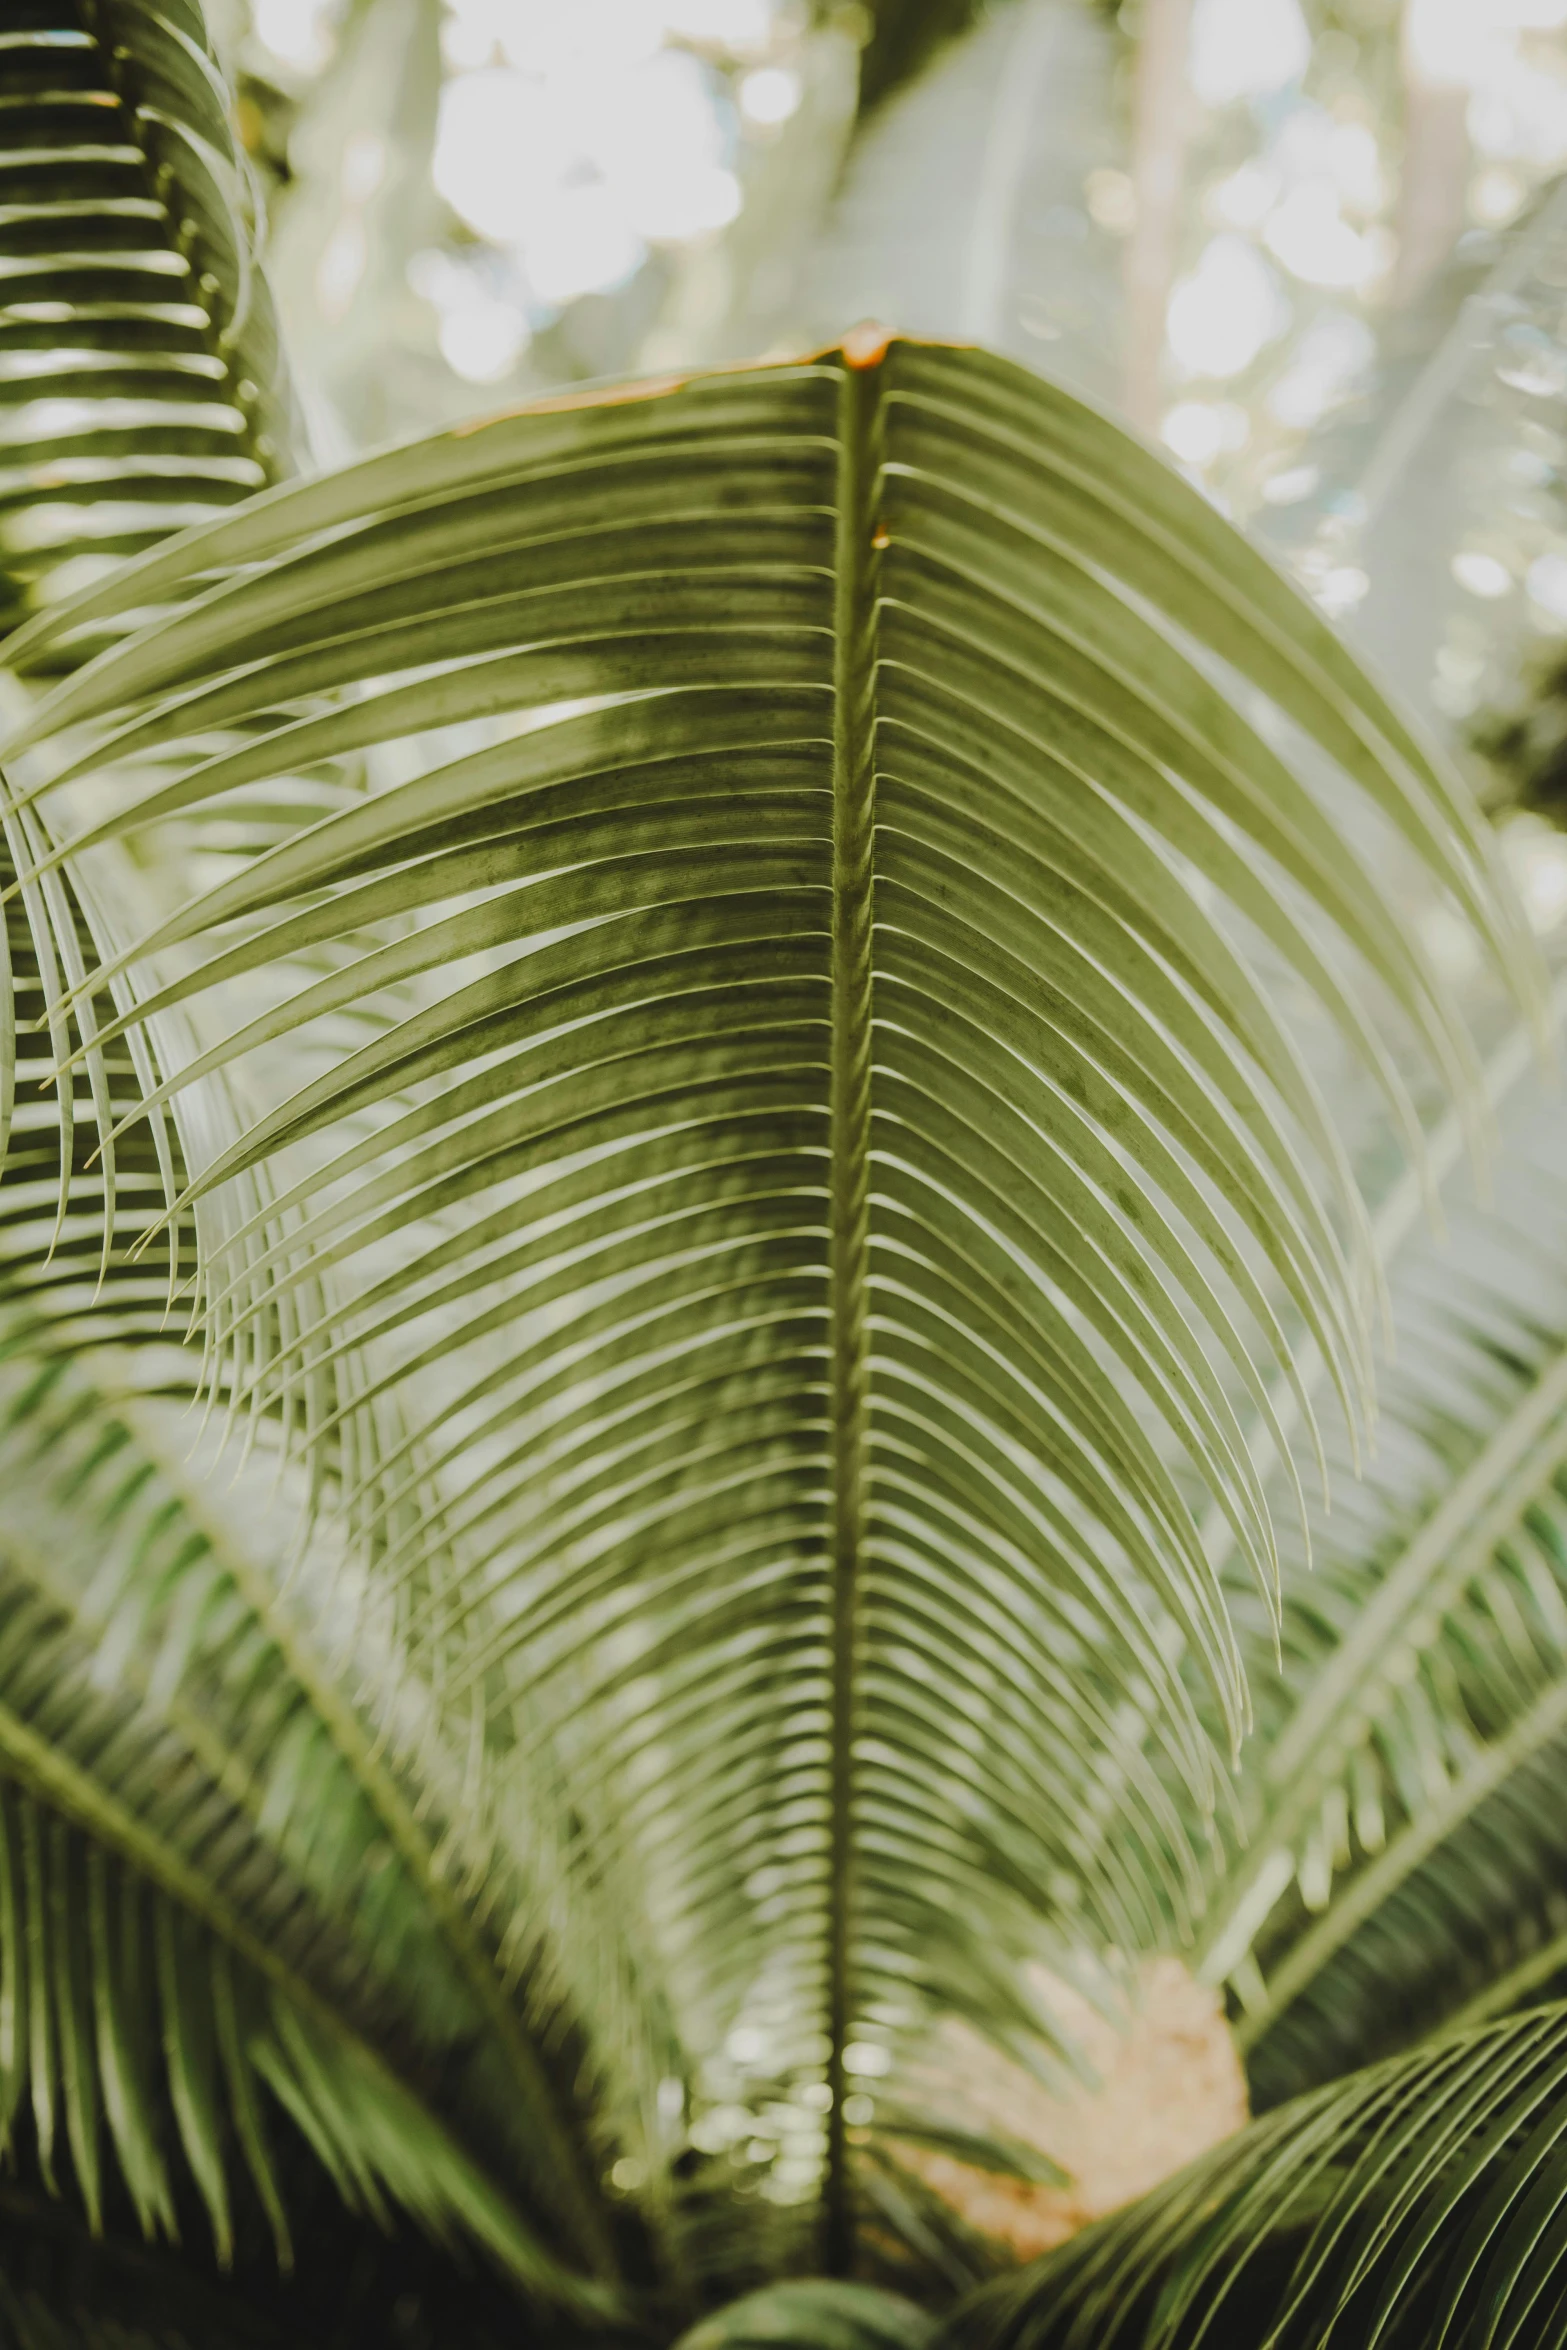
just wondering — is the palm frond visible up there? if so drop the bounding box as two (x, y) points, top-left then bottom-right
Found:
(0, 2168), (631, 2350)
(675, 2278), (935, 2350)
(942, 2001), (1567, 2350)
(1187, 1001), (1567, 2097)
(0, 0), (293, 646)
(0, 856), (189, 1345)
(0, 1311), (638, 2308)
(1249, 1718), (1567, 2106)
(0, 334), (1534, 2274)
(0, 0), (302, 1356)
(0, 1777), (608, 2314)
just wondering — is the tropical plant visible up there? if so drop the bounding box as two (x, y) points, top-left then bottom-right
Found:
(5, 7), (1567, 2350)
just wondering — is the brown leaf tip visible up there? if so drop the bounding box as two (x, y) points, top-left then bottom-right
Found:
(842, 320), (894, 371)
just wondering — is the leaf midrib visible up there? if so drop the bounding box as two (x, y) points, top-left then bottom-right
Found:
(824, 348), (883, 2273)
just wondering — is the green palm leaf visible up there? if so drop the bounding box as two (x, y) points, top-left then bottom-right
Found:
(1184, 994), (1567, 2097)
(0, 19), (688, 2295)
(675, 2278), (936, 2350)
(0, 2167), (613, 2349)
(0, 327), (1533, 2279)
(0, 0), (300, 1352)
(0, 1779), (605, 2311)
(0, 0), (291, 643)
(0, 1311), (638, 2309)
(942, 2001), (1567, 2350)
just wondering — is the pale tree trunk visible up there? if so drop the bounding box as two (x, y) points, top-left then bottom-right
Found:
(1123, 0), (1196, 433)
(1393, 0), (1472, 311)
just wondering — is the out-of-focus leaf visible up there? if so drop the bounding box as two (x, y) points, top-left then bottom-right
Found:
(0, 1313), (628, 2309)
(675, 2278), (937, 2350)
(793, 2), (1122, 403)
(1186, 992), (1567, 2103)
(1258, 178), (1567, 742)
(259, 0), (448, 458)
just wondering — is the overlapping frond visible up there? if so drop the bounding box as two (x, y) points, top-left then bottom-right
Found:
(675, 2278), (935, 2350)
(0, 333), (1531, 2270)
(0, 866), (188, 1344)
(0, 12), (684, 2272)
(943, 2001), (1567, 2350)
(0, 1314), (637, 2308)
(0, 0), (291, 645)
(1187, 1012), (1567, 2098)
(0, 0), (302, 1362)
(0, 1776), (607, 2309)
(0, 2164), (627, 2348)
